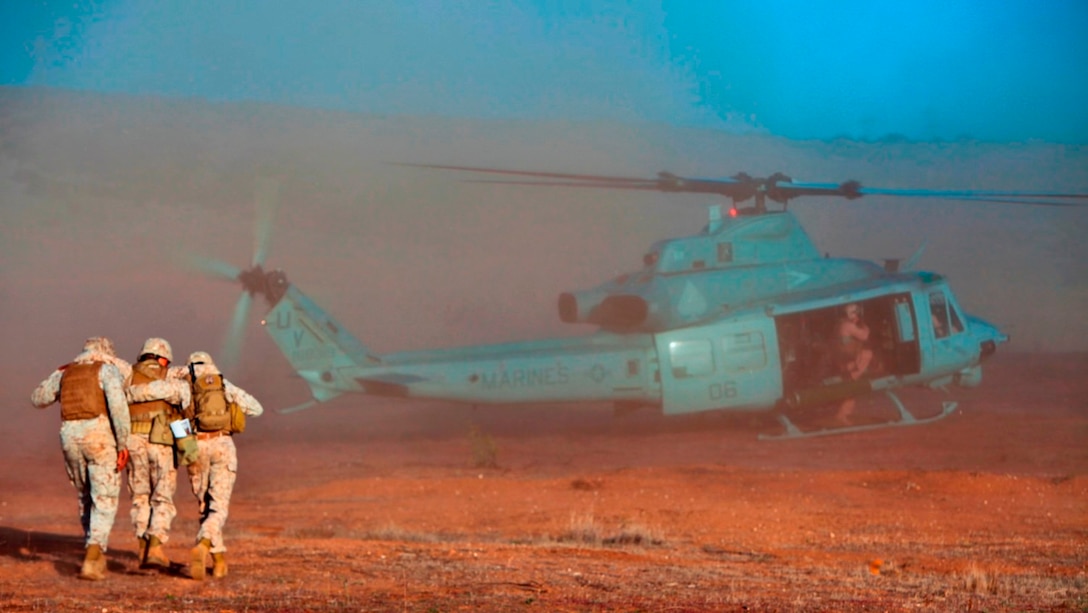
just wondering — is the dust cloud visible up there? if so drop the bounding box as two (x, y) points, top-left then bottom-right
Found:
(2, 86), (1086, 437)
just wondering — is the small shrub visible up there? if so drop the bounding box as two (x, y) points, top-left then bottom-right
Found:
(601, 523), (664, 547)
(962, 563), (997, 595)
(558, 511), (601, 544)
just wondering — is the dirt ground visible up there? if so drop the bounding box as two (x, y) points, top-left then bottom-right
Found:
(1, 351), (1085, 612)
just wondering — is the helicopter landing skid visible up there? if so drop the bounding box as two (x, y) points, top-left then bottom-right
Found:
(759, 391), (958, 441)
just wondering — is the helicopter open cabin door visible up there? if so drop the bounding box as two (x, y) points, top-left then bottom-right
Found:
(655, 315), (783, 415)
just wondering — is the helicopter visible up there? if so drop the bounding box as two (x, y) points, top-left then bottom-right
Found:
(196, 166), (1087, 439)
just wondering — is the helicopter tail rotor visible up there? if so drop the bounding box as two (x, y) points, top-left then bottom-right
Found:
(218, 176), (282, 369)
(181, 177), (285, 370)
(183, 254), (242, 282)
(252, 176), (280, 267)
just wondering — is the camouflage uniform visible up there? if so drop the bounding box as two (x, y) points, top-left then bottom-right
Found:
(123, 338), (191, 560)
(31, 338), (131, 563)
(169, 351), (262, 579)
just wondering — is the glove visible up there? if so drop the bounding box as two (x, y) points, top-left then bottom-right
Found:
(176, 436), (200, 466)
(116, 448), (130, 472)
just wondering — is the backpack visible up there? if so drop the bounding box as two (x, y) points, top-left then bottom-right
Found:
(190, 372), (232, 432)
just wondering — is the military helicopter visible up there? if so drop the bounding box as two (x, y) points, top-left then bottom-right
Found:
(195, 166), (1086, 438)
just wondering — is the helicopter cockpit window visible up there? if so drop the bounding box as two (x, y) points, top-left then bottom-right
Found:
(948, 302), (964, 335)
(929, 291), (963, 339)
(668, 340), (715, 379)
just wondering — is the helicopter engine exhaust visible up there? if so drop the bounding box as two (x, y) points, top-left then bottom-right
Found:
(559, 291), (648, 328)
(557, 292), (582, 323)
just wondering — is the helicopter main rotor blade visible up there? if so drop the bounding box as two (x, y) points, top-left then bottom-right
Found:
(465, 178), (666, 191)
(400, 163), (872, 203)
(221, 290), (253, 371)
(183, 254), (242, 282)
(468, 175), (753, 196)
(400, 163), (782, 200)
(943, 196), (1087, 207)
(404, 162), (1088, 208)
(856, 187), (1088, 206)
(253, 176), (281, 267)
(392, 162), (659, 185)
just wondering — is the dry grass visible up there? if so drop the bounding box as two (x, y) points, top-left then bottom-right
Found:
(554, 511), (666, 548)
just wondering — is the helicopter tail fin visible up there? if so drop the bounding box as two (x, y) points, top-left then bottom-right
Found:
(263, 284), (380, 407)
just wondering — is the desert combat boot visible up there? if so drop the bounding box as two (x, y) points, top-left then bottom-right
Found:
(136, 536), (148, 563)
(190, 538), (211, 580)
(144, 535), (170, 568)
(212, 552), (228, 578)
(79, 544), (107, 581)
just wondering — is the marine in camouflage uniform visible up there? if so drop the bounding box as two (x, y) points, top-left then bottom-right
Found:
(31, 337), (131, 581)
(123, 337), (191, 569)
(169, 351), (263, 580)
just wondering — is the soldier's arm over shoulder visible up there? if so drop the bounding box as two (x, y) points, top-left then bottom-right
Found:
(30, 368), (65, 408)
(100, 363), (131, 442)
(128, 379), (191, 407)
(224, 380), (263, 417)
(174, 379), (193, 411)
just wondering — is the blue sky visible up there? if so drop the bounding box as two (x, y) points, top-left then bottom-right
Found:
(3, 0), (1087, 142)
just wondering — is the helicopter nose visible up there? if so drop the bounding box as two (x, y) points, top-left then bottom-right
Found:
(967, 315), (1007, 360)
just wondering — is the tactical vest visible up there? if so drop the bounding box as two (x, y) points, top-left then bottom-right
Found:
(59, 362), (108, 421)
(191, 373), (231, 432)
(129, 359), (172, 420)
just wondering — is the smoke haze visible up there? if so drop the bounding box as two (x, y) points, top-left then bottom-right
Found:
(2, 87), (1085, 412)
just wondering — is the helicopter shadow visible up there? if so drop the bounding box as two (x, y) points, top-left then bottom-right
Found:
(420, 400), (778, 441)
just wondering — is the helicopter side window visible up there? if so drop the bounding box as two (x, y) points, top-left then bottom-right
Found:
(894, 298), (916, 342)
(668, 340), (715, 379)
(721, 332), (766, 372)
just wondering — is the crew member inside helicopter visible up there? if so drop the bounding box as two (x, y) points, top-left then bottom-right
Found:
(834, 302), (873, 424)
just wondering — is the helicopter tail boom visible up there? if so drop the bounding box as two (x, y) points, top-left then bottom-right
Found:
(262, 283), (381, 408)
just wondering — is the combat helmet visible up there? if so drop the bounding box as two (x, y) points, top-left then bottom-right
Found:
(188, 351), (218, 372)
(139, 337), (173, 363)
(83, 336), (116, 357)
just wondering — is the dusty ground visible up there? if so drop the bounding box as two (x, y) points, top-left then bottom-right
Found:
(1, 352), (1085, 612)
